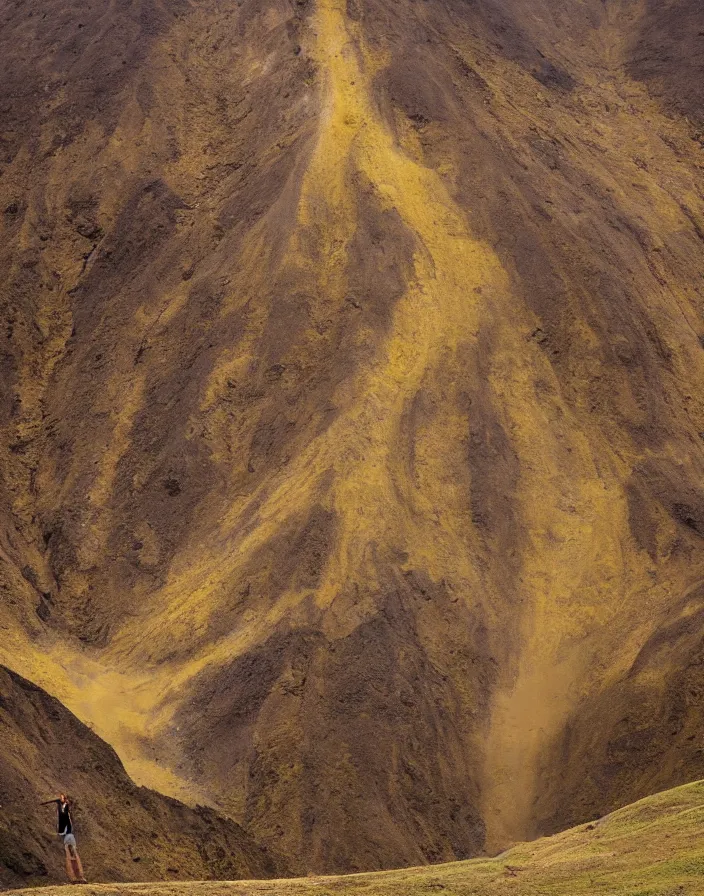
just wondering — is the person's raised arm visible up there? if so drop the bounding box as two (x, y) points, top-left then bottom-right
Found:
(39, 798), (60, 805)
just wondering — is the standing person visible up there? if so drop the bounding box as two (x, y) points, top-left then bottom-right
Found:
(40, 794), (87, 883)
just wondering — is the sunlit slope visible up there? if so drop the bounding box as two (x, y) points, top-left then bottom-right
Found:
(1, 0), (704, 876)
(14, 780), (704, 895)
(0, 666), (279, 889)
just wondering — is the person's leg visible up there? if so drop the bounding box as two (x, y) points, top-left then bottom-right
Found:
(65, 845), (76, 883)
(72, 847), (87, 883)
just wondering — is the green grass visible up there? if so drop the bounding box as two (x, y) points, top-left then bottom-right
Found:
(15, 780), (704, 895)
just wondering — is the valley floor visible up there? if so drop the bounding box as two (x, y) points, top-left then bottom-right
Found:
(12, 781), (704, 896)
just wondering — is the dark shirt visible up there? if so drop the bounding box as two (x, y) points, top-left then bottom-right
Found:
(56, 801), (72, 835)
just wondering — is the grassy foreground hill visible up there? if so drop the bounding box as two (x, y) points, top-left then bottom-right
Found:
(11, 779), (704, 895)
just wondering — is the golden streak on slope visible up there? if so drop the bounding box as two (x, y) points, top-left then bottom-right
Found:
(0, 624), (205, 804)
(3, 0), (704, 861)
(307, 0), (652, 853)
(107, 0), (506, 658)
(0, 0), (502, 802)
(100, 1), (636, 845)
(0, 0), (649, 843)
(298, 0), (506, 613)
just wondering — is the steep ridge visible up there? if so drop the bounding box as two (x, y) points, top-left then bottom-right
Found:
(1, 0), (704, 876)
(0, 666), (279, 889)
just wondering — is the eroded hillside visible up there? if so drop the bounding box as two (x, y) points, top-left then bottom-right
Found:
(1, 0), (704, 876)
(0, 666), (279, 888)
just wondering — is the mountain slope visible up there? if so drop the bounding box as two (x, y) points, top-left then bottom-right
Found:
(13, 779), (704, 895)
(1, 0), (704, 875)
(0, 666), (280, 889)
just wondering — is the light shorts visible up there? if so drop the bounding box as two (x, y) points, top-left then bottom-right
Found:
(63, 833), (77, 849)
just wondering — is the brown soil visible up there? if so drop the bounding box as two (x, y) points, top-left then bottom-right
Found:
(0, 666), (281, 888)
(1, 0), (704, 880)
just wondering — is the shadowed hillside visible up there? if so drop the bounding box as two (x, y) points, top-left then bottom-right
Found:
(0, 666), (280, 888)
(1, 0), (704, 876)
(12, 779), (704, 895)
